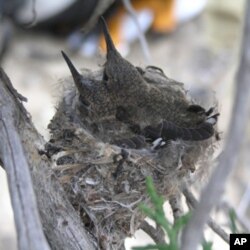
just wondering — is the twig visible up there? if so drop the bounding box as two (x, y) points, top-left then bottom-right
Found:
(100, 197), (142, 211)
(24, 0), (37, 28)
(122, 0), (152, 63)
(237, 184), (250, 218)
(169, 194), (184, 222)
(183, 188), (229, 244)
(0, 19), (12, 64)
(140, 220), (166, 244)
(83, 0), (115, 32)
(208, 220), (229, 243)
(181, 1), (250, 249)
(220, 201), (250, 233)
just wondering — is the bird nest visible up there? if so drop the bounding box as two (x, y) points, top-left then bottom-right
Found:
(46, 18), (219, 249)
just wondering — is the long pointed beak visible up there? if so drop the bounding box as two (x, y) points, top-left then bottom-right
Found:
(99, 16), (117, 54)
(61, 51), (82, 91)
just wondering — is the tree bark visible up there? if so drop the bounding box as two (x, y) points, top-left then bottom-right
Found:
(0, 68), (96, 250)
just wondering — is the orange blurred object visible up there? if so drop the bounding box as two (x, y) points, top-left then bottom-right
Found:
(100, 0), (176, 52)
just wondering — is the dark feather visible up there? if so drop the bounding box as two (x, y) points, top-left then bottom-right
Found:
(114, 135), (146, 149)
(187, 104), (206, 114)
(143, 120), (215, 142)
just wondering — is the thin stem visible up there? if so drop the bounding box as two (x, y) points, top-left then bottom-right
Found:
(122, 0), (152, 63)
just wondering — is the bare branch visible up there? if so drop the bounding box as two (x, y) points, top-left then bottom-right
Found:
(122, 0), (152, 63)
(183, 188), (229, 244)
(169, 194), (184, 222)
(83, 0), (115, 33)
(0, 68), (96, 250)
(140, 220), (166, 244)
(0, 68), (50, 250)
(220, 201), (250, 233)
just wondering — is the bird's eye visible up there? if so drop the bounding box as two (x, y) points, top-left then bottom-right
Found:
(102, 69), (109, 82)
(79, 96), (89, 107)
(77, 96), (90, 116)
(116, 106), (129, 122)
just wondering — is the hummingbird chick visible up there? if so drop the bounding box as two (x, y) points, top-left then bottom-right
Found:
(99, 16), (217, 131)
(61, 50), (115, 118)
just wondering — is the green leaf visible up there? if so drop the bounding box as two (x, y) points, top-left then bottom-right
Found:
(228, 208), (238, 234)
(141, 177), (171, 233)
(202, 240), (213, 250)
(173, 213), (191, 233)
(132, 244), (160, 250)
(145, 177), (164, 210)
(139, 204), (157, 219)
(136, 177), (200, 250)
(132, 244), (173, 250)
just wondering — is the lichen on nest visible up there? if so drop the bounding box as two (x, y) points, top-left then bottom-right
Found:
(46, 17), (219, 249)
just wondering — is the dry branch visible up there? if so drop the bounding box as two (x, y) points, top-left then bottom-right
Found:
(122, 0), (152, 62)
(183, 188), (229, 244)
(181, 1), (250, 249)
(83, 0), (115, 33)
(169, 194), (184, 222)
(140, 221), (166, 244)
(0, 69), (49, 250)
(0, 68), (96, 250)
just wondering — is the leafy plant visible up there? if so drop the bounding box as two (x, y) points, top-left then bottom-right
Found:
(133, 176), (212, 250)
(228, 208), (238, 234)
